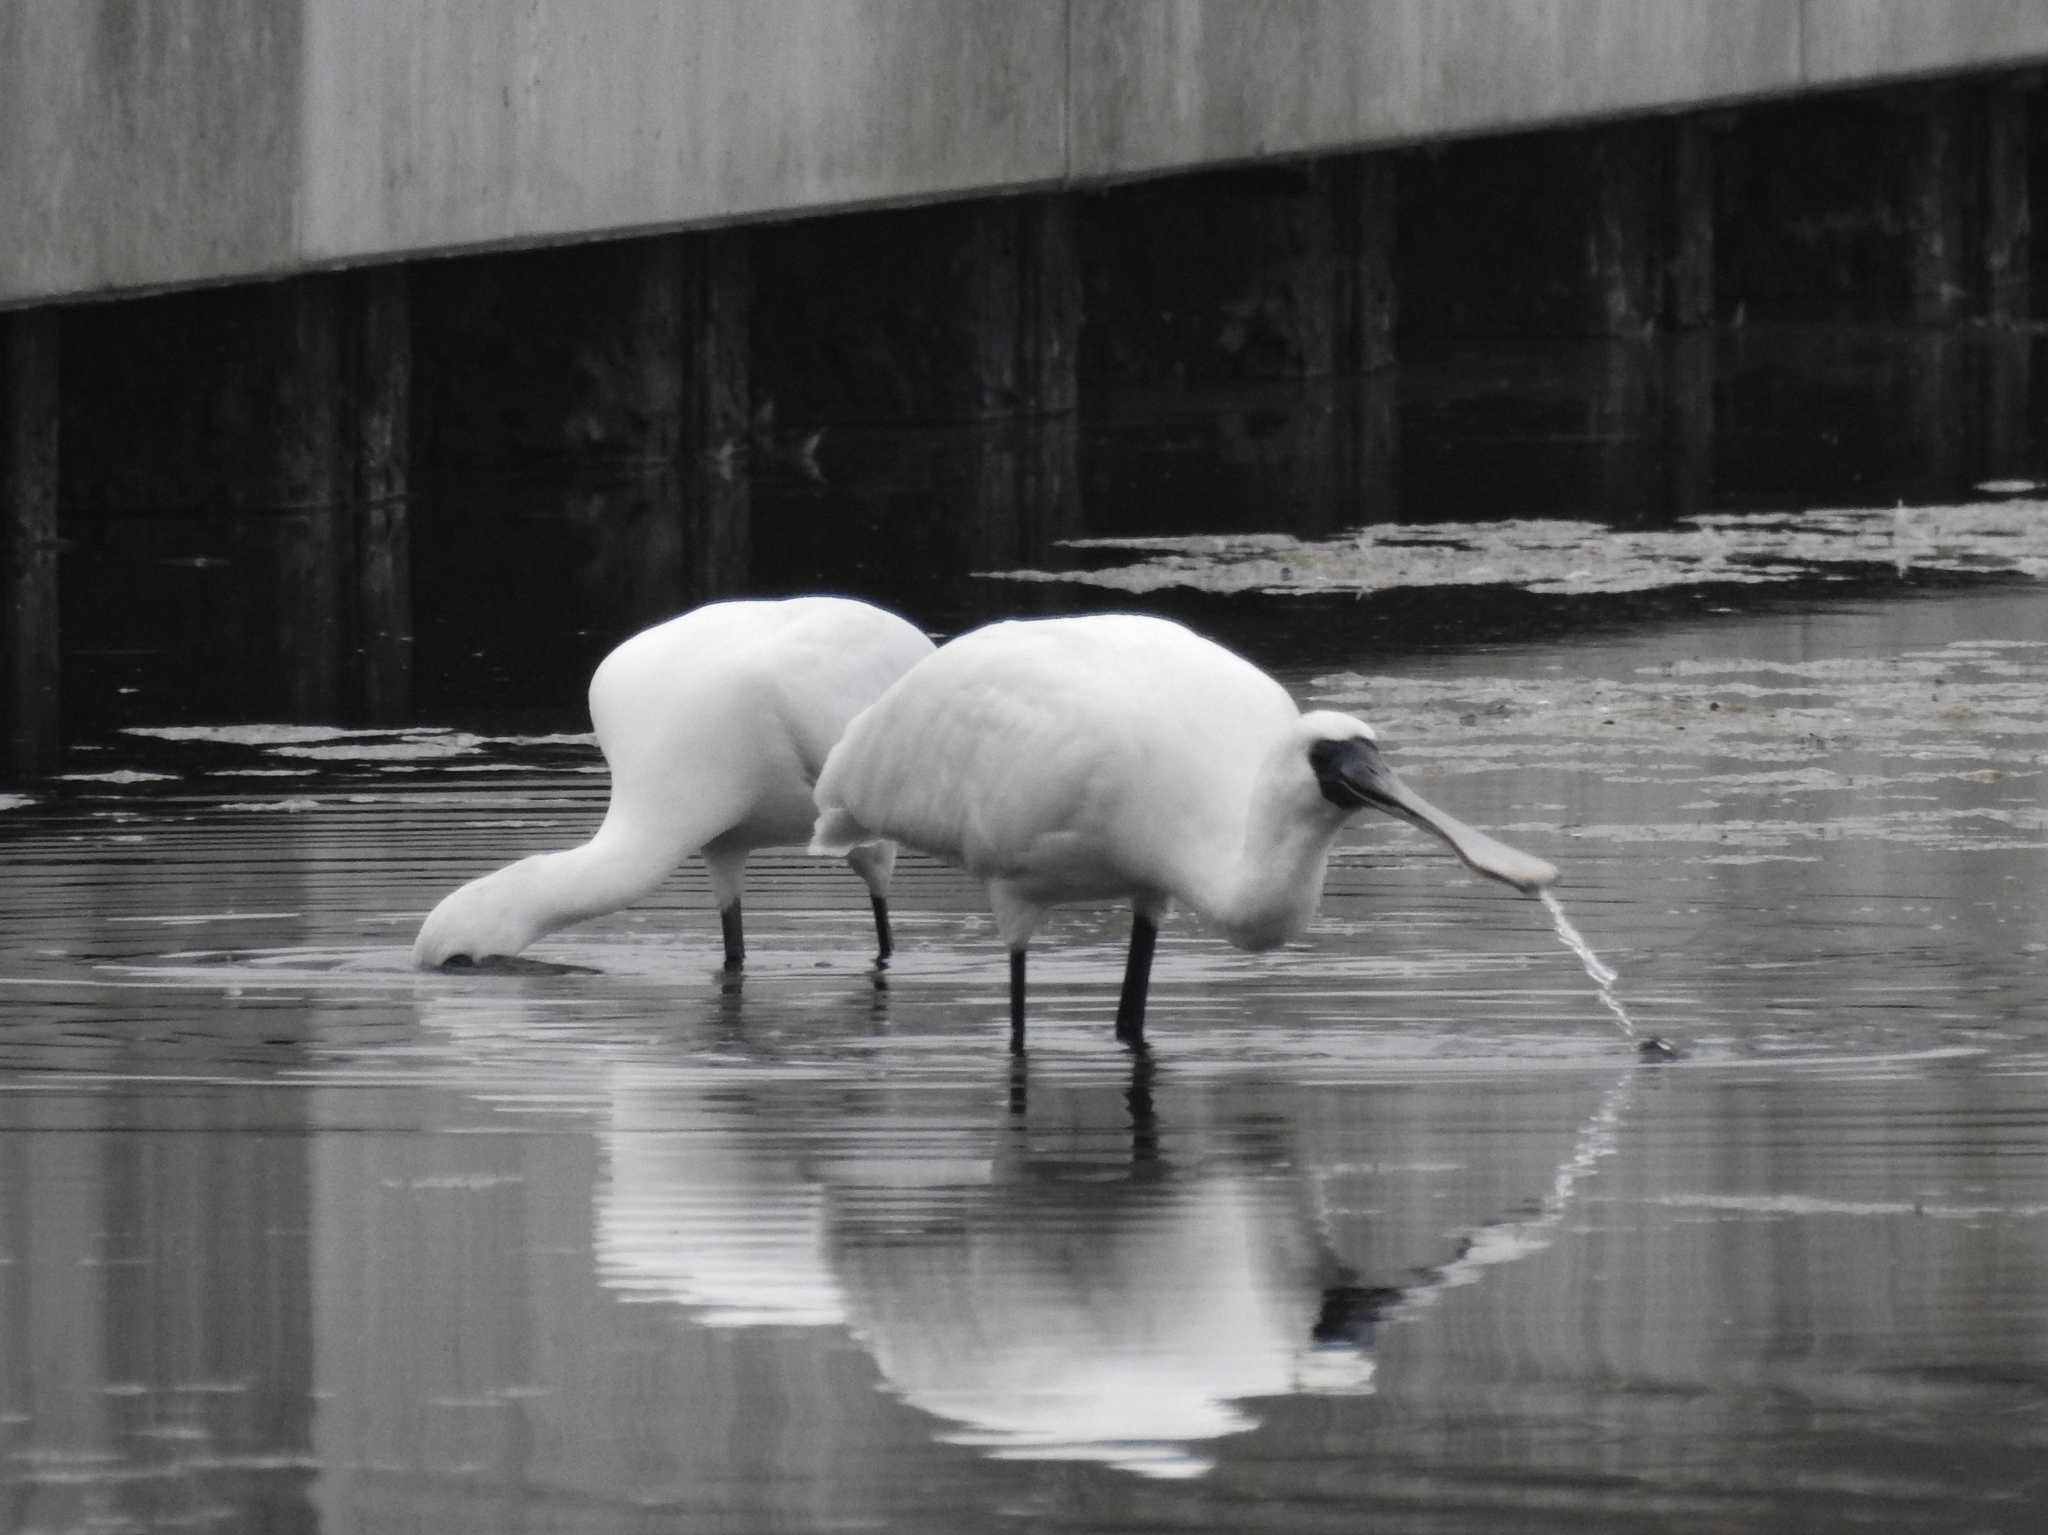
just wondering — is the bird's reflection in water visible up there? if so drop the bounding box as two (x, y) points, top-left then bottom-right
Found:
(425, 972), (1638, 1480)
(830, 1054), (1384, 1478)
(595, 1044), (1390, 1479)
(597, 1071), (848, 1328)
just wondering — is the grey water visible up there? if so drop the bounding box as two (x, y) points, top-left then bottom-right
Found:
(6, 327), (2048, 1532)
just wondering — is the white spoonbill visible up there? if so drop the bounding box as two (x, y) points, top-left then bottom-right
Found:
(810, 613), (1555, 1050)
(413, 596), (934, 969)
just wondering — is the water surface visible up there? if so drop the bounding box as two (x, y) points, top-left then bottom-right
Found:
(5, 328), (2048, 1532)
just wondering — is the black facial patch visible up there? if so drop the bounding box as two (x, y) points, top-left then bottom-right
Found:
(1308, 736), (1381, 810)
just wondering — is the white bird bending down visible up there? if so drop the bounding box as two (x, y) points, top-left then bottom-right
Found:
(810, 613), (1555, 1051)
(413, 597), (935, 970)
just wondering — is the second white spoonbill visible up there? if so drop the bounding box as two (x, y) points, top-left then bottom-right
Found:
(414, 596), (934, 970)
(810, 613), (1554, 1050)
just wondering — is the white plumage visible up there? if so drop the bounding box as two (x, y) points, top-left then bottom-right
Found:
(413, 596), (934, 968)
(811, 613), (1554, 1048)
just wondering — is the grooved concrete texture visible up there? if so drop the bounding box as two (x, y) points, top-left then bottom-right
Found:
(299, 0), (1068, 262)
(1802, 0), (2048, 82)
(1067, 0), (1800, 174)
(0, 0), (300, 299)
(6, 0), (2048, 305)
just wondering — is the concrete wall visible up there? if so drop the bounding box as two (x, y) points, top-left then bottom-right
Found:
(0, 0), (301, 300)
(1067, 0), (1804, 176)
(298, 0), (1068, 263)
(7, 0), (2048, 306)
(1803, 0), (2048, 83)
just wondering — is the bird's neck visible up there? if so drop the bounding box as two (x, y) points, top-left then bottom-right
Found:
(492, 830), (681, 947)
(1188, 759), (1346, 951)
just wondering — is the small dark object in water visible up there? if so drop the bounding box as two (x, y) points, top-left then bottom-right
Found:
(1637, 1036), (1683, 1061)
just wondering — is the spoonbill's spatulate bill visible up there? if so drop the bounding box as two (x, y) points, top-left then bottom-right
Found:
(810, 613), (1555, 1051)
(413, 597), (934, 970)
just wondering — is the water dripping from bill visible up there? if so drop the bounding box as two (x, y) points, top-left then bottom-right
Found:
(1538, 889), (1680, 1059)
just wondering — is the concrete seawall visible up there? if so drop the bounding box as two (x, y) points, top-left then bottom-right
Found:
(8, 0), (2048, 307)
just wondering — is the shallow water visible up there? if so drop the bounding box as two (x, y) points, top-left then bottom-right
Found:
(7, 328), (2048, 1531)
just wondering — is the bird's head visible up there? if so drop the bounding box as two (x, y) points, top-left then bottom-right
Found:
(411, 859), (548, 967)
(1298, 711), (1556, 893)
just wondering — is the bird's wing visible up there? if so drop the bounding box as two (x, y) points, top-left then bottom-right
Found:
(586, 598), (932, 846)
(753, 599), (936, 782)
(814, 623), (1131, 876)
(818, 614), (1308, 888)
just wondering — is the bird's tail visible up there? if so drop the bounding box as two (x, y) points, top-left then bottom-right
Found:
(808, 806), (875, 858)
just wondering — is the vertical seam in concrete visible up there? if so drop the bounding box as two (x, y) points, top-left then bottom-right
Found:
(1061, 0), (1074, 188)
(291, 0), (309, 267)
(1795, 0), (1811, 88)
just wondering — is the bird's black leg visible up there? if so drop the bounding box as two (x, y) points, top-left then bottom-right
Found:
(1007, 1051), (1028, 1119)
(1115, 911), (1158, 1050)
(871, 894), (894, 964)
(720, 901), (745, 969)
(1009, 949), (1027, 1055)
(1126, 1047), (1159, 1166)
